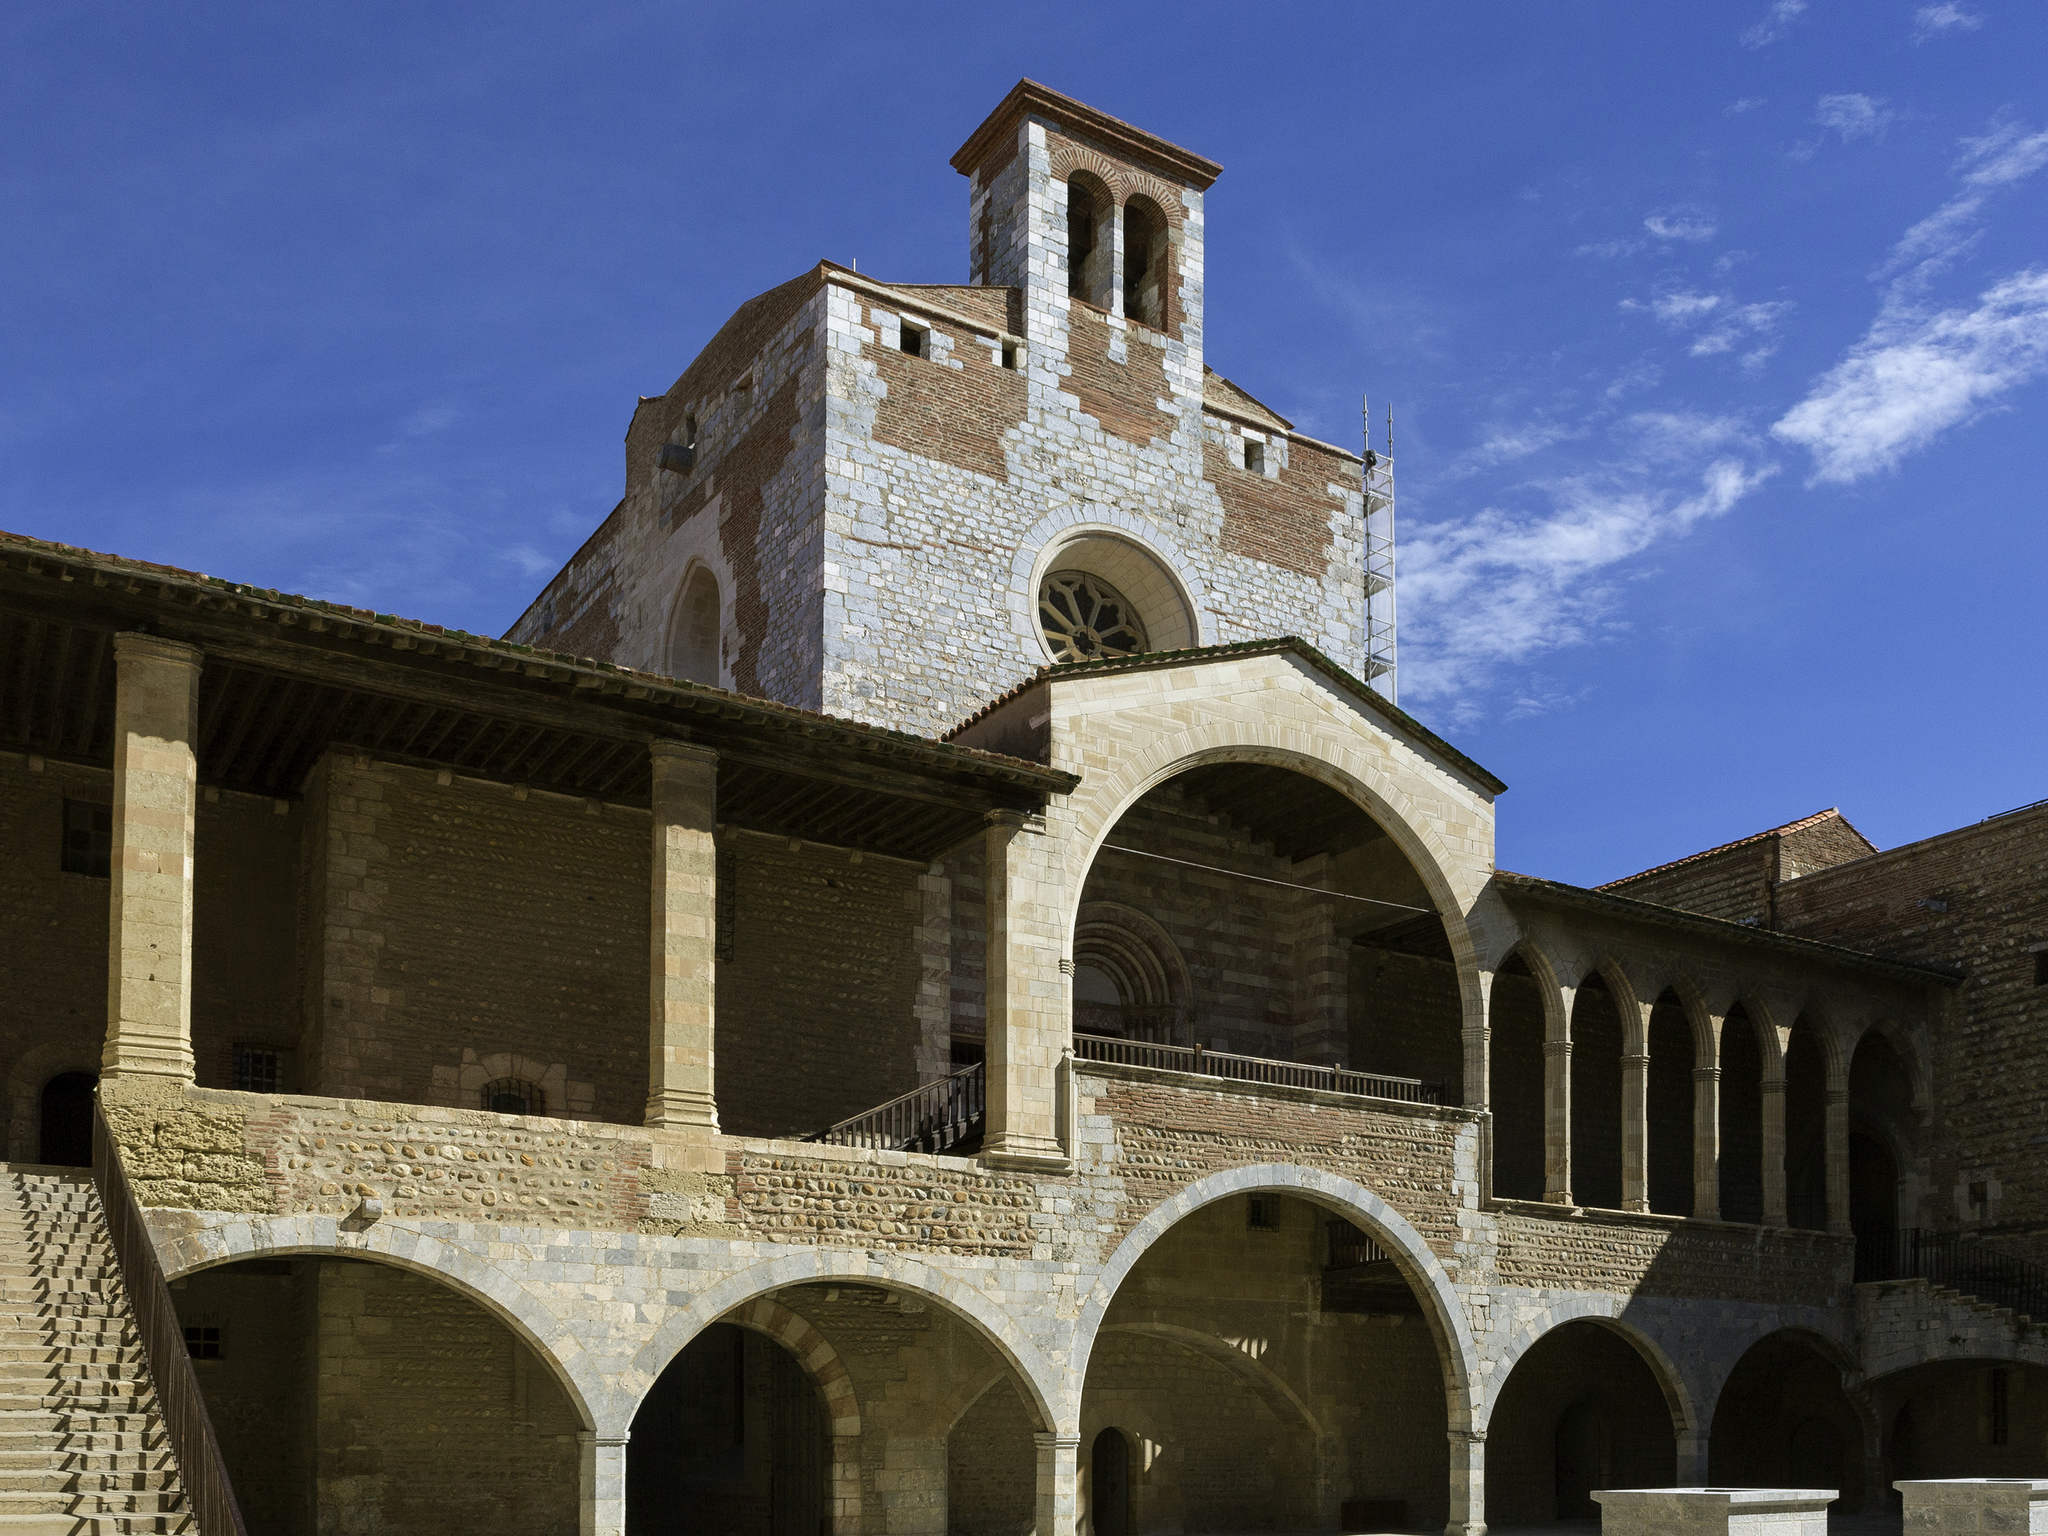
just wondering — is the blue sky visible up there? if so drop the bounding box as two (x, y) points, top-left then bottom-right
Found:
(4, 3), (2043, 884)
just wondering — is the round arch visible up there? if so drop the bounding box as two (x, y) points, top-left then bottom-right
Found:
(1848, 1015), (1929, 1108)
(627, 1248), (1065, 1435)
(721, 1295), (862, 1437)
(1072, 1163), (1481, 1434)
(1478, 1298), (1702, 1450)
(6, 1040), (98, 1164)
(1098, 1321), (1329, 1443)
(157, 1216), (601, 1433)
(1063, 735), (1486, 1028)
(1006, 510), (1212, 665)
(1709, 1326), (1879, 1509)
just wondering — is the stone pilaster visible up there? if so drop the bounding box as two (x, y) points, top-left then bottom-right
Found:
(913, 862), (954, 1084)
(1544, 1034), (1574, 1205)
(1446, 1428), (1486, 1536)
(983, 811), (1066, 1166)
(1033, 1431), (1079, 1536)
(578, 1431), (627, 1536)
(1463, 968), (1493, 1111)
(1621, 1045), (1652, 1213)
(1762, 1068), (1789, 1227)
(102, 633), (202, 1083)
(1694, 1059), (1723, 1222)
(645, 741), (719, 1132)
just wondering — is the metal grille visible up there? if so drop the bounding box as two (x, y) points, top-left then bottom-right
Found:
(1073, 1032), (1442, 1106)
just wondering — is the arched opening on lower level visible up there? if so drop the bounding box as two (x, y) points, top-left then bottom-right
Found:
(1091, 1427), (1134, 1536)
(1079, 1189), (1453, 1532)
(1074, 761), (1466, 1106)
(1646, 989), (1694, 1217)
(1487, 1320), (1680, 1526)
(628, 1322), (828, 1536)
(635, 1278), (1051, 1536)
(1710, 1332), (1867, 1509)
(1490, 952), (1548, 1201)
(171, 1254), (582, 1535)
(38, 1071), (95, 1166)
(1876, 1360), (2048, 1487)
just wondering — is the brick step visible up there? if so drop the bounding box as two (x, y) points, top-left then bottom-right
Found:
(0, 1397), (154, 1417)
(0, 1435), (168, 1457)
(0, 1455), (172, 1475)
(0, 1351), (145, 1370)
(0, 1368), (141, 1387)
(0, 1518), (193, 1535)
(0, 1492), (185, 1516)
(0, 1473), (181, 1498)
(0, 1328), (137, 1348)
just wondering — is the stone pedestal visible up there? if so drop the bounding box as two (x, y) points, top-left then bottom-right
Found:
(1894, 1478), (2048, 1533)
(1592, 1486), (1835, 1535)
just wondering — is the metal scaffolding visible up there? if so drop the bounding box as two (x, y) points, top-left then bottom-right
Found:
(1362, 397), (1397, 700)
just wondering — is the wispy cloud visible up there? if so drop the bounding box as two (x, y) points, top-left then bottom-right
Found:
(1879, 120), (2048, 300)
(1772, 269), (2048, 483)
(1913, 2), (1983, 40)
(1644, 208), (1719, 243)
(1741, 0), (1808, 48)
(1814, 93), (1894, 143)
(1401, 433), (1776, 713)
(1624, 287), (1794, 367)
(1725, 97), (1768, 117)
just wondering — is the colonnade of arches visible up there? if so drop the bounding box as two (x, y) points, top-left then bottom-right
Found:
(1488, 946), (1919, 1240)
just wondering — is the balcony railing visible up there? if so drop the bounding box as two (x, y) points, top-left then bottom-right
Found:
(92, 1100), (249, 1536)
(1857, 1226), (2048, 1321)
(805, 1061), (985, 1156)
(1073, 1032), (1443, 1106)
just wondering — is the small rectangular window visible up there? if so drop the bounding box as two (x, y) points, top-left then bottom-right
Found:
(1247, 1195), (1279, 1231)
(184, 1323), (222, 1361)
(899, 322), (928, 358)
(2034, 951), (2048, 987)
(1001, 341), (1019, 370)
(231, 1045), (284, 1095)
(61, 799), (111, 878)
(1243, 437), (1266, 474)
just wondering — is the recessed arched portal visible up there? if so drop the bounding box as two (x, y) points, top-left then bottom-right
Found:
(37, 1070), (95, 1166)
(1569, 972), (1624, 1212)
(1489, 949), (1551, 1201)
(1851, 1028), (1915, 1245)
(1072, 760), (1464, 1101)
(1877, 1359), (2048, 1486)
(1486, 1319), (1681, 1525)
(1710, 1331), (1867, 1508)
(1645, 988), (1695, 1216)
(1719, 1004), (1766, 1224)
(171, 1254), (583, 1536)
(1075, 1172), (1475, 1533)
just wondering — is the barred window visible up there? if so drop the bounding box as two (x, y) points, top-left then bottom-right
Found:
(482, 1077), (543, 1117)
(231, 1045), (284, 1094)
(184, 1322), (222, 1360)
(61, 799), (111, 878)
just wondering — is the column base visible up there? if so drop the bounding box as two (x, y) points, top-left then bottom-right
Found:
(99, 1046), (196, 1084)
(982, 1140), (1073, 1174)
(644, 1092), (719, 1134)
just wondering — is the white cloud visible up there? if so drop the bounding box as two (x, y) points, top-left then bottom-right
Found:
(1626, 288), (1793, 365)
(1772, 268), (2048, 483)
(1725, 97), (1768, 116)
(1644, 209), (1719, 243)
(1814, 93), (1894, 143)
(1576, 237), (1645, 260)
(1913, 2), (1983, 39)
(1879, 121), (2048, 301)
(1741, 0), (1808, 48)
(1400, 444), (1777, 711)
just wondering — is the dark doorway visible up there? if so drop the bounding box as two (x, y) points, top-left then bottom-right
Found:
(1090, 1427), (1130, 1536)
(1850, 1132), (1899, 1240)
(1553, 1398), (1609, 1519)
(39, 1072), (96, 1166)
(629, 1322), (827, 1536)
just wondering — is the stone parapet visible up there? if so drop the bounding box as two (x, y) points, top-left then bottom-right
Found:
(1593, 1487), (1835, 1534)
(1895, 1478), (2048, 1533)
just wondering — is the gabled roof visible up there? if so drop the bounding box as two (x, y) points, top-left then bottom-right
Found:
(944, 636), (1507, 796)
(1201, 368), (1293, 433)
(1598, 808), (1875, 889)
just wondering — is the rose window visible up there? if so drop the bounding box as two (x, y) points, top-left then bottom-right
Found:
(1038, 570), (1149, 662)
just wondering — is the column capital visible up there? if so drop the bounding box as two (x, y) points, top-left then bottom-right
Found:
(648, 738), (718, 769)
(1032, 1431), (1083, 1452)
(1542, 1038), (1573, 1057)
(1620, 1051), (1650, 1068)
(113, 632), (202, 670)
(578, 1430), (631, 1449)
(1693, 1066), (1721, 1083)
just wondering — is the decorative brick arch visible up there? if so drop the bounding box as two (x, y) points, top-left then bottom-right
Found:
(1045, 143), (1186, 225)
(154, 1214), (602, 1433)
(1071, 1163), (1482, 1435)
(1478, 1296), (1704, 1457)
(625, 1247), (1065, 1435)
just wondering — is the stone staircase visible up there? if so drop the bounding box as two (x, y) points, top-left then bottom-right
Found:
(0, 1165), (192, 1534)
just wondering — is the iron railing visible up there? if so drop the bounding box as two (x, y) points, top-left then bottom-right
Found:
(91, 1100), (249, 1536)
(1326, 1220), (1392, 1270)
(1856, 1226), (2048, 1321)
(1073, 1033), (1443, 1106)
(806, 1061), (985, 1155)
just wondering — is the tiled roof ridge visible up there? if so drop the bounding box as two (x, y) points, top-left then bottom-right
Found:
(1596, 807), (1868, 890)
(0, 526), (1074, 790)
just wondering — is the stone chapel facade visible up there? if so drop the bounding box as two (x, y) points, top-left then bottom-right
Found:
(0, 80), (2044, 1536)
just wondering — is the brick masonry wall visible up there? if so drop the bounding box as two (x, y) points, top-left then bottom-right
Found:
(1605, 842), (1775, 923)
(192, 789), (300, 1092)
(1776, 806), (2048, 1254)
(1492, 1206), (1848, 1305)
(947, 1378), (1036, 1536)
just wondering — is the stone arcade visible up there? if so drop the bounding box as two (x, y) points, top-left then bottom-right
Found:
(1, 81), (2045, 1536)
